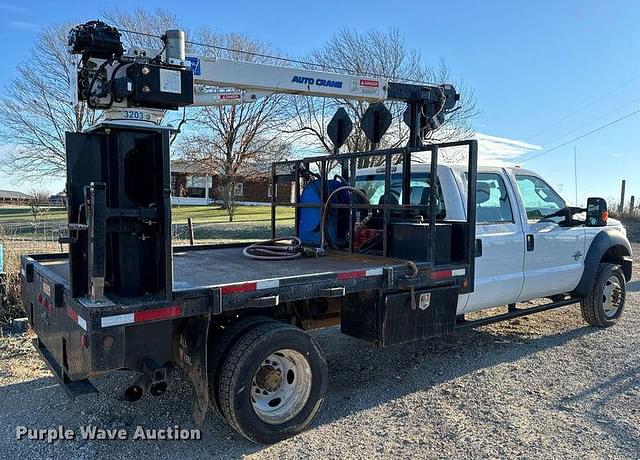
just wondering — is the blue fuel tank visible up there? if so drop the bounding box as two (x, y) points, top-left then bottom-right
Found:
(297, 179), (349, 246)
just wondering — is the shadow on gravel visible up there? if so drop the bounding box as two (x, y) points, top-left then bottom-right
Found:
(312, 322), (597, 426)
(557, 365), (640, 450)
(0, 319), (598, 457)
(627, 280), (640, 293)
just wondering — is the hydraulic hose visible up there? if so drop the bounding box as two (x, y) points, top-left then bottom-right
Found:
(242, 237), (305, 260)
(320, 186), (371, 249)
(242, 186), (370, 260)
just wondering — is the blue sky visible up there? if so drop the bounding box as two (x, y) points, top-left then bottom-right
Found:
(0, 0), (638, 205)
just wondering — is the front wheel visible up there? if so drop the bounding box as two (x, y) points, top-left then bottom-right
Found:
(581, 263), (626, 327)
(218, 321), (327, 444)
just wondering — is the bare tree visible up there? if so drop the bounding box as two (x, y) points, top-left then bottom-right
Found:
(0, 9), (185, 181)
(102, 8), (181, 49)
(284, 28), (478, 163)
(0, 24), (99, 179)
(177, 30), (292, 222)
(27, 189), (50, 221)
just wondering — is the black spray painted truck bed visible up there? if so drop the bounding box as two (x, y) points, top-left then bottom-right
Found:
(21, 240), (472, 437)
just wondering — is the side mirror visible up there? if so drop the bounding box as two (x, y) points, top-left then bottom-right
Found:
(586, 197), (608, 227)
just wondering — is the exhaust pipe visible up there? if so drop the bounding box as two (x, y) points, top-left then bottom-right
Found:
(149, 381), (168, 397)
(123, 360), (169, 402)
(123, 374), (149, 402)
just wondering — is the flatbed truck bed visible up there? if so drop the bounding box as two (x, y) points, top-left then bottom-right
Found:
(24, 241), (469, 330)
(37, 244), (409, 295)
(22, 240), (470, 411)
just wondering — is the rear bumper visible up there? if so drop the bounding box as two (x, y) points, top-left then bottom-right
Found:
(22, 256), (178, 383)
(33, 338), (97, 398)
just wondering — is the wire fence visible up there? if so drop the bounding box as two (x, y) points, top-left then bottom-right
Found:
(0, 217), (297, 270)
(172, 218), (295, 246)
(0, 216), (296, 322)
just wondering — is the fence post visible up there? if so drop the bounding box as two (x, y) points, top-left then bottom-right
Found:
(618, 180), (626, 213)
(630, 195), (635, 215)
(187, 217), (195, 246)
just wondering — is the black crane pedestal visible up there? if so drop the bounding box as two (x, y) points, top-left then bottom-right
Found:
(65, 124), (173, 301)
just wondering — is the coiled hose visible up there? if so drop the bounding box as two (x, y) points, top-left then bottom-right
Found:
(242, 237), (305, 260)
(320, 186), (371, 249)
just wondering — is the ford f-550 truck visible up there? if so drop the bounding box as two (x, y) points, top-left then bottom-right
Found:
(20, 20), (633, 445)
(22, 153), (633, 444)
(355, 163), (633, 319)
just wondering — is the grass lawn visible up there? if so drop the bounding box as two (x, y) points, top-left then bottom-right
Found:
(0, 207), (67, 222)
(171, 204), (294, 224)
(0, 205), (295, 224)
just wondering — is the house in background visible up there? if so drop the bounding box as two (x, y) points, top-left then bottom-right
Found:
(170, 160), (293, 206)
(48, 191), (67, 207)
(171, 160), (215, 205)
(0, 190), (29, 205)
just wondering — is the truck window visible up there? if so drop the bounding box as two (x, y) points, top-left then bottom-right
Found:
(476, 173), (514, 223)
(355, 172), (446, 218)
(515, 175), (565, 221)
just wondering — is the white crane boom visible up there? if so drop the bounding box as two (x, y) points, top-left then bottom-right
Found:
(68, 21), (458, 136)
(189, 56), (388, 103)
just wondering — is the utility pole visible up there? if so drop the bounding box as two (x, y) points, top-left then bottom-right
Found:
(619, 179), (626, 213)
(573, 146), (578, 205)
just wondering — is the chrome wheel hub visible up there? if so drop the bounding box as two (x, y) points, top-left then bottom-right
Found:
(251, 349), (312, 424)
(602, 275), (622, 318)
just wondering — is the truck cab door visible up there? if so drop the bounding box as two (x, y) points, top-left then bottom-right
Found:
(462, 171), (525, 313)
(514, 174), (586, 301)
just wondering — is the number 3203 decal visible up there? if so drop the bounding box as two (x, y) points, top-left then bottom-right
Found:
(123, 111), (145, 120)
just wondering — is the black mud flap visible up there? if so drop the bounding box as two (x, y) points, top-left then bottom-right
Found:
(622, 256), (633, 282)
(174, 316), (209, 424)
(33, 338), (97, 398)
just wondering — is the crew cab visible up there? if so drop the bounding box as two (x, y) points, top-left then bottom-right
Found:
(356, 163), (633, 319)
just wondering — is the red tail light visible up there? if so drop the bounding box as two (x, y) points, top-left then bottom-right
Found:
(430, 269), (452, 280)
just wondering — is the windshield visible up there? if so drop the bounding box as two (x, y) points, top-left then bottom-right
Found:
(355, 172), (446, 218)
(515, 175), (566, 220)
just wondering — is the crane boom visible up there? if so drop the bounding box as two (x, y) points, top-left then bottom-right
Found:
(190, 56), (388, 102)
(68, 20), (459, 139)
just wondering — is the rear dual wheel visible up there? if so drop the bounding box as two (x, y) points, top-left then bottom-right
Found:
(212, 320), (327, 444)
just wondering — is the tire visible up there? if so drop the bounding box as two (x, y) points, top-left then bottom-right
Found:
(581, 263), (626, 327)
(207, 316), (277, 418)
(218, 321), (328, 444)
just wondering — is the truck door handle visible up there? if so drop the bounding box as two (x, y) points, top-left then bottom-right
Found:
(475, 239), (483, 257)
(526, 234), (534, 252)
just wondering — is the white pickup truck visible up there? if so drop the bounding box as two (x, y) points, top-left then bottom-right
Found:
(356, 163), (633, 325)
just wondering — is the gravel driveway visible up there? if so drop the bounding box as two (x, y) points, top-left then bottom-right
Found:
(1, 244), (638, 459)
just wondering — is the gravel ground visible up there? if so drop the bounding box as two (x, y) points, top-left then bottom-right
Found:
(1, 244), (638, 459)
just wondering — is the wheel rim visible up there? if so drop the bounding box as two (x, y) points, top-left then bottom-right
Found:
(250, 348), (312, 424)
(602, 275), (623, 318)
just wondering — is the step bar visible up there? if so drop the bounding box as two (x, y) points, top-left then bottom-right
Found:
(455, 298), (581, 331)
